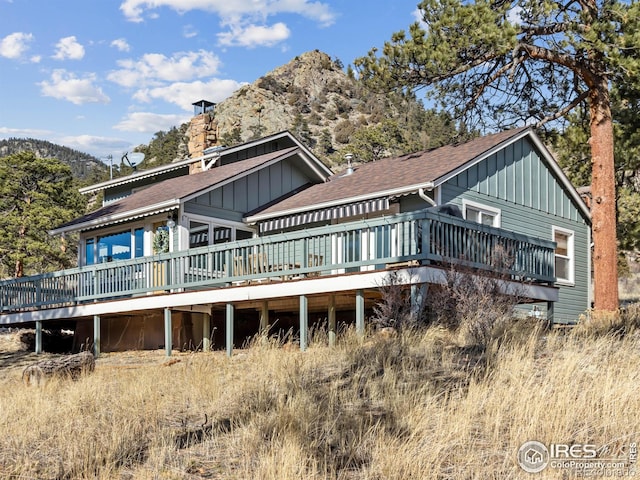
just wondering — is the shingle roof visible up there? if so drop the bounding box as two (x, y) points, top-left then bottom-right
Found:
(250, 128), (530, 220)
(54, 147), (299, 232)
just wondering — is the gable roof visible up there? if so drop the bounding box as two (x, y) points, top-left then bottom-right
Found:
(51, 147), (305, 235)
(246, 127), (590, 224)
(80, 130), (332, 195)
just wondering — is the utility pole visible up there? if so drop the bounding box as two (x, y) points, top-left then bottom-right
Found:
(106, 154), (113, 179)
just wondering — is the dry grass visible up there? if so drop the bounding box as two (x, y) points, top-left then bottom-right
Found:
(1, 320), (640, 479)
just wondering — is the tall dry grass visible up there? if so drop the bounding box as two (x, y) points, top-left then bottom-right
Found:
(1, 318), (639, 479)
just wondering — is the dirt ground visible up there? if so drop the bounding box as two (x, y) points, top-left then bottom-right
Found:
(0, 328), (199, 379)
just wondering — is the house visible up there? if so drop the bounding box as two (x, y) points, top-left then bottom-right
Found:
(0, 127), (590, 354)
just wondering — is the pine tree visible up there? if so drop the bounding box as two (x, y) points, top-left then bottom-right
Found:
(0, 152), (86, 277)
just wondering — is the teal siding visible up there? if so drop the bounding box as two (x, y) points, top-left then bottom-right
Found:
(184, 158), (312, 219)
(104, 168), (189, 204)
(438, 137), (590, 322)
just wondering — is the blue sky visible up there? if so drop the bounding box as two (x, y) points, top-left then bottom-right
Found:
(0, 0), (421, 160)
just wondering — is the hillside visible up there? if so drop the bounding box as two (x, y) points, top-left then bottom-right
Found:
(0, 138), (108, 184)
(2, 314), (640, 478)
(140, 50), (465, 170)
(209, 50), (464, 166)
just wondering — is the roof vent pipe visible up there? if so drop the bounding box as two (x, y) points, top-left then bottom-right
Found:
(344, 153), (354, 175)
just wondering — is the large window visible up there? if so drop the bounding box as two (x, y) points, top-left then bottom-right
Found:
(84, 227), (145, 265)
(188, 218), (253, 249)
(463, 200), (501, 227)
(553, 227), (574, 284)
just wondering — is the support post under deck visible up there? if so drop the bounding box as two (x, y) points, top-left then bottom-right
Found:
(35, 321), (42, 354)
(93, 315), (101, 357)
(300, 295), (308, 351)
(328, 295), (336, 347)
(226, 303), (234, 357)
(203, 312), (211, 352)
(164, 308), (172, 356)
(356, 289), (365, 337)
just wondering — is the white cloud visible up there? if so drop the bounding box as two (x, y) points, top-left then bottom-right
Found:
(114, 111), (190, 133)
(217, 22), (290, 48)
(132, 78), (245, 110)
(119, 0), (335, 27)
(0, 32), (34, 59)
(412, 8), (429, 30)
(111, 38), (131, 52)
(507, 6), (523, 25)
(30, 55), (42, 63)
(0, 126), (52, 138)
(58, 134), (132, 155)
(107, 50), (221, 88)
(52, 36), (85, 60)
(183, 24), (198, 38)
(39, 69), (110, 105)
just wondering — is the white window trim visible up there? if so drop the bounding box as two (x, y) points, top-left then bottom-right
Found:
(462, 199), (502, 227)
(552, 226), (575, 286)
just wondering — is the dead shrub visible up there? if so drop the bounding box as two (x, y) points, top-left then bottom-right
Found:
(370, 271), (427, 332)
(426, 265), (525, 348)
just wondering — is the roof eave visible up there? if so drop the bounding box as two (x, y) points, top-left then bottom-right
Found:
(49, 199), (181, 236)
(80, 131), (332, 195)
(245, 181), (435, 224)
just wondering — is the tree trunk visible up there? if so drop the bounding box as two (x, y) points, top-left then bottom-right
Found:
(22, 351), (95, 386)
(589, 81), (619, 312)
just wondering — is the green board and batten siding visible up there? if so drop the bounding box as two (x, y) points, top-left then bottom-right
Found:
(440, 137), (590, 322)
(184, 157), (312, 222)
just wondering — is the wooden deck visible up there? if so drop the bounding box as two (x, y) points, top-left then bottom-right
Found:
(0, 210), (557, 320)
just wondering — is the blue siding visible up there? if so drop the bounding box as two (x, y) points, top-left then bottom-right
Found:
(439, 137), (590, 322)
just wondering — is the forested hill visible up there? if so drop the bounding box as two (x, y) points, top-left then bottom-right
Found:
(0, 138), (109, 184)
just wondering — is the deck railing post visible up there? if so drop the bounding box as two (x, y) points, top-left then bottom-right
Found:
(421, 217), (430, 262)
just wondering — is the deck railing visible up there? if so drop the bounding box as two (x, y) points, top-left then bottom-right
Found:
(0, 210), (556, 313)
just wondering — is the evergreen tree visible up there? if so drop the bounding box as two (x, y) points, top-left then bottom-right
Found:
(355, 0), (640, 311)
(551, 85), (640, 254)
(0, 152), (86, 277)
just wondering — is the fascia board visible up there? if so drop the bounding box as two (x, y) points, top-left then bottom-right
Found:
(49, 199), (180, 235)
(245, 181), (435, 223)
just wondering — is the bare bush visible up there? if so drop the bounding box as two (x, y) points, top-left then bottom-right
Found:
(371, 271), (427, 332)
(426, 264), (525, 347)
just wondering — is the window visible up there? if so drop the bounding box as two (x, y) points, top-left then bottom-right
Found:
(83, 227), (146, 265)
(187, 218), (254, 249)
(213, 226), (232, 244)
(553, 227), (574, 284)
(189, 221), (209, 248)
(85, 238), (95, 265)
(98, 231), (134, 263)
(462, 200), (501, 227)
